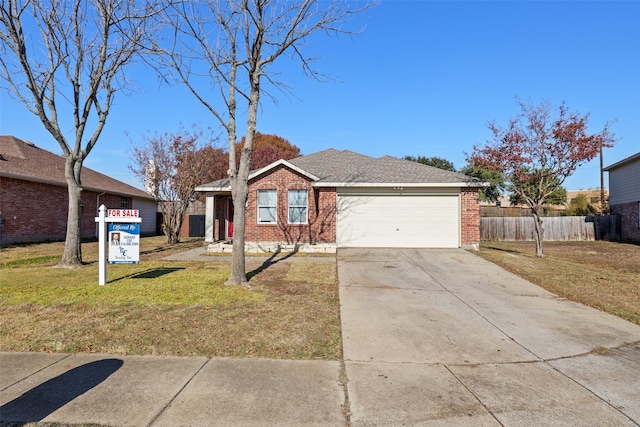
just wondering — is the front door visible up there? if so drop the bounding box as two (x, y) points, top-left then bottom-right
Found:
(226, 198), (234, 239)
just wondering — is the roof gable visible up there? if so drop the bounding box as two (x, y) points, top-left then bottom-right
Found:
(249, 159), (319, 182)
(0, 135), (153, 199)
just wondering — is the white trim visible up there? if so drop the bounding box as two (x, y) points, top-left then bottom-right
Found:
(249, 159), (319, 182)
(195, 159), (320, 192)
(195, 185), (231, 192)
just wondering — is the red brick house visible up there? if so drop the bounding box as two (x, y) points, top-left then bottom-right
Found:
(605, 152), (640, 242)
(0, 136), (157, 245)
(196, 149), (485, 250)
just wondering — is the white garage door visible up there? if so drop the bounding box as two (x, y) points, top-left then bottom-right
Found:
(336, 193), (460, 248)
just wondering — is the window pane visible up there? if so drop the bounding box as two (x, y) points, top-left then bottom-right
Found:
(258, 190), (277, 223)
(258, 190), (276, 205)
(289, 207), (306, 224)
(288, 190), (307, 206)
(259, 207), (276, 223)
(288, 190), (307, 224)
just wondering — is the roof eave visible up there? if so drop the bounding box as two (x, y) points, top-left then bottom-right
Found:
(1, 171), (64, 187)
(195, 185), (232, 192)
(248, 159), (319, 181)
(1, 172), (155, 199)
(603, 152), (640, 171)
(312, 181), (488, 188)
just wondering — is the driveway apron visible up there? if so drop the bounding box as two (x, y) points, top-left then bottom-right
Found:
(338, 248), (640, 426)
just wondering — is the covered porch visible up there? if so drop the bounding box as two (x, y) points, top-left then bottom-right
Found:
(203, 193), (234, 243)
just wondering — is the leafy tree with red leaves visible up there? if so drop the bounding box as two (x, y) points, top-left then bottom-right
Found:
(236, 132), (301, 170)
(469, 99), (616, 257)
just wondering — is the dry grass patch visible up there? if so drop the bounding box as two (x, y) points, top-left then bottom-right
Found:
(476, 241), (640, 325)
(0, 238), (341, 360)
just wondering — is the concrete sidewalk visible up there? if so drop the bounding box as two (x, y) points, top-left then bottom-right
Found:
(2, 247), (640, 426)
(1, 353), (345, 426)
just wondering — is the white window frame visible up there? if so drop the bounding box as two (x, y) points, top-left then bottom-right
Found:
(288, 190), (308, 224)
(257, 190), (277, 224)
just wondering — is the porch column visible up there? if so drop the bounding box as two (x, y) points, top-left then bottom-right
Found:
(204, 193), (215, 243)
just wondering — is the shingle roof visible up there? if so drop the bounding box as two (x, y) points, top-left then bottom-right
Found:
(289, 149), (481, 184)
(196, 148), (483, 191)
(0, 135), (153, 199)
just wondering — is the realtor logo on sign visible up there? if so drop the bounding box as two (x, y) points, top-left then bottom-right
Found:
(108, 223), (140, 264)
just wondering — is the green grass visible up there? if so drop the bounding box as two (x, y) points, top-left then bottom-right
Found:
(0, 255), (60, 268)
(0, 261), (261, 306)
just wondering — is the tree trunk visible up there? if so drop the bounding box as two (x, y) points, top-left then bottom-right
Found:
(58, 158), (84, 267)
(226, 175), (249, 286)
(531, 208), (545, 257)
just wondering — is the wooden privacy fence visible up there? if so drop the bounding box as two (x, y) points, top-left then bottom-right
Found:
(480, 215), (621, 241)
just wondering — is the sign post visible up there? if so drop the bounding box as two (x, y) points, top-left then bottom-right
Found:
(95, 205), (142, 285)
(97, 205), (107, 285)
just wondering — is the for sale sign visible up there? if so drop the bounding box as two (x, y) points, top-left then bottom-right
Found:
(107, 209), (139, 218)
(108, 223), (140, 264)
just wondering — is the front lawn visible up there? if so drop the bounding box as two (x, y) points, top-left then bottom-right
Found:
(0, 238), (341, 359)
(475, 240), (640, 325)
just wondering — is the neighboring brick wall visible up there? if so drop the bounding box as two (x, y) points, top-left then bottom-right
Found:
(0, 176), (125, 245)
(244, 166), (336, 244)
(610, 201), (640, 242)
(460, 187), (481, 247)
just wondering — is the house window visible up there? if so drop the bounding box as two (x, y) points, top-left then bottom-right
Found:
(288, 190), (308, 224)
(257, 190), (277, 223)
(120, 197), (130, 208)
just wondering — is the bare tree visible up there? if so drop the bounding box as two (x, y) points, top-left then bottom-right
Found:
(165, 0), (374, 285)
(0, 0), (166, 267)
(129, 130), (226, 244)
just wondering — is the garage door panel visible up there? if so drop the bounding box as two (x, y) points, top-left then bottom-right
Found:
(337, 195), (459, 248)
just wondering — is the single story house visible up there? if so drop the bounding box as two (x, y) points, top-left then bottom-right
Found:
(0, 135), (157, 245)
(604, 151), (640, 242)
(195, 149), (485, 250)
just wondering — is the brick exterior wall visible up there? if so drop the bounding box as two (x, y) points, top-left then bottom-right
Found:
(460, 187), (481, 247)
(610, 201), (640, 242)
(221, 165), (481, 247)
(244, 166), (336, 244)
(0, 177), (126, 245)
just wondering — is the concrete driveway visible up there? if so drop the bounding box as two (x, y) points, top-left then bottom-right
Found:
(338, 248), (640, 426)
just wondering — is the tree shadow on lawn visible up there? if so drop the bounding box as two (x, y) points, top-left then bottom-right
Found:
(480, 243), (525, 254)
(110, 267), (185, 282)
(246, 247), (298, 281)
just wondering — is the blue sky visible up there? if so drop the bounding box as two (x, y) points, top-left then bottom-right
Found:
(1, 1), (638, 191)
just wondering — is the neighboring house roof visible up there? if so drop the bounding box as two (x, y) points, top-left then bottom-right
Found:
(604, 152), (640, 171)
(0, 135), (153, 199)
(196, 148), (484, 191)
